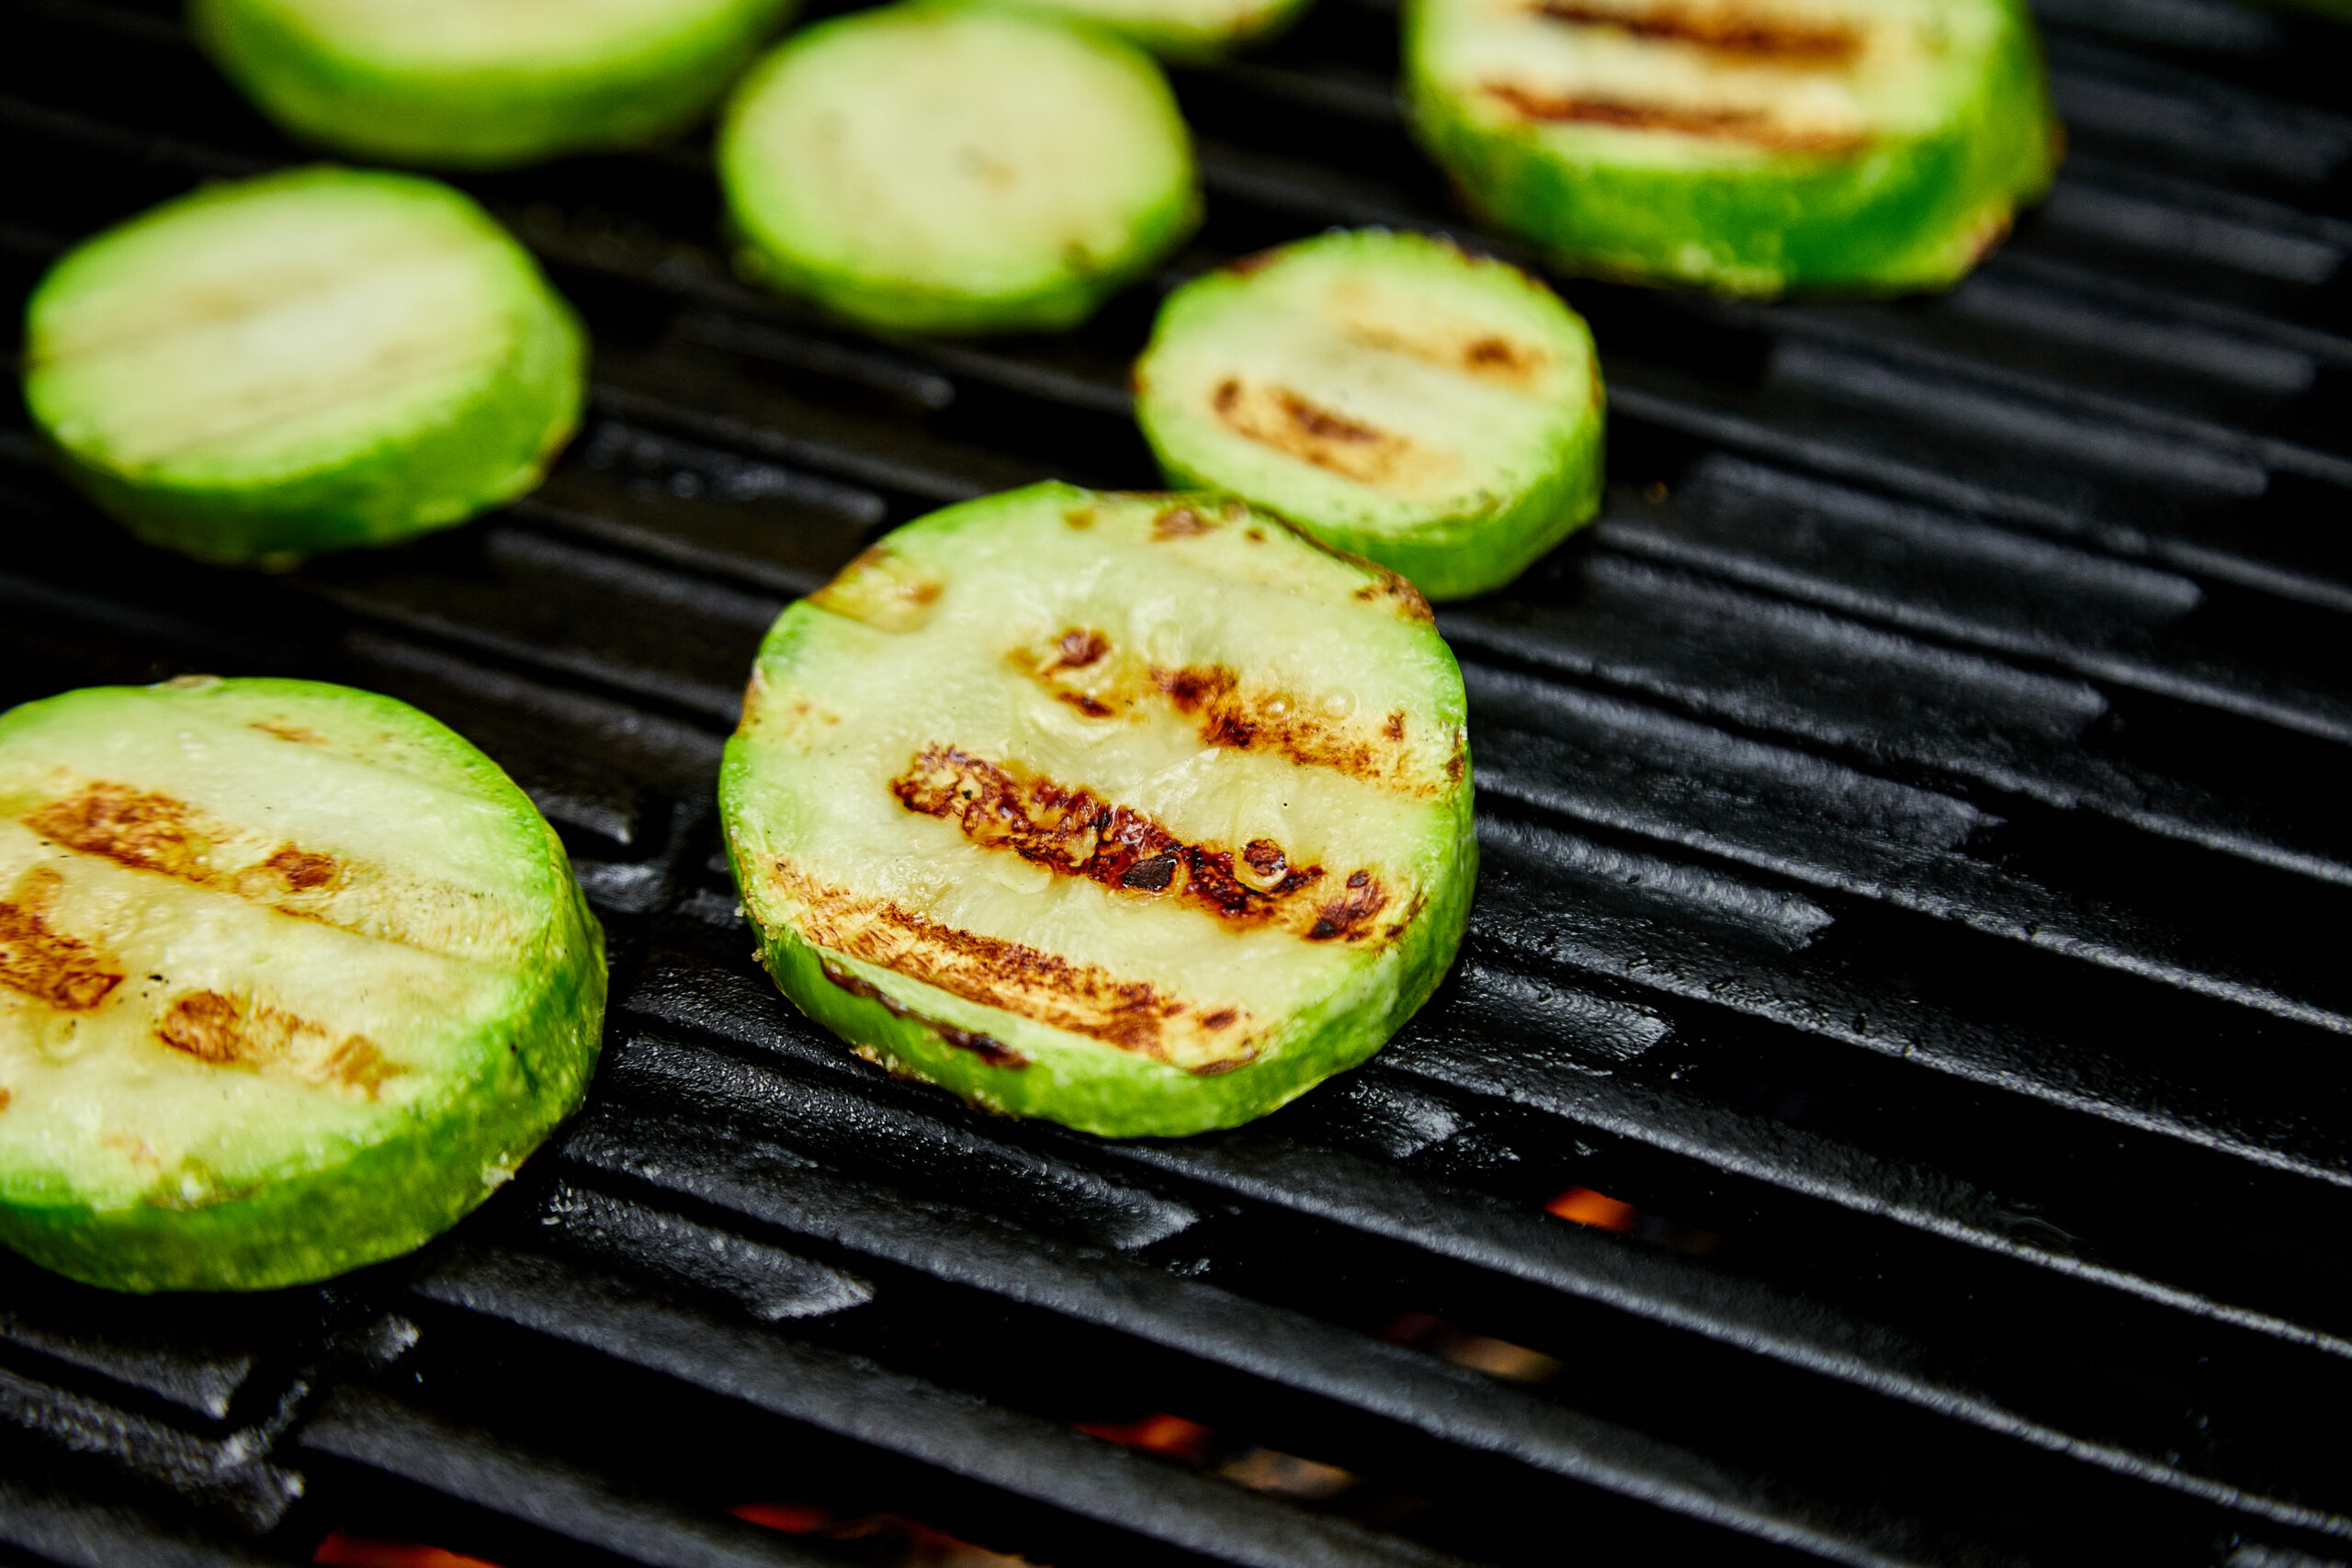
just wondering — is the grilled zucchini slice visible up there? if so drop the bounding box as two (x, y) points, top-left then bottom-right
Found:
(968, 0), (1313, 59)
(194, 0), (797, 169)
(1404, 0), (2058, 294)
(719, 2), (1200, 334)
(1134, 229), (1604, 601)
(721, 483), (1475, 1136)
(0, 677), (605, 1293)
(22, 168), (584, 569)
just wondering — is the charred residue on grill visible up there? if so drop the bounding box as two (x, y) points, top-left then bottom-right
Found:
(1532, 0), (1862, 62)
(892, 744), (1385, 938)
(820, 960), (1029, 1068)
(0, 866), (123, 1012)
(1481, 84), (1871, 153)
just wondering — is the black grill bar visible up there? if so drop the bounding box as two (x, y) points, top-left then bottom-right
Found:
(6, 0), (2352, 1562)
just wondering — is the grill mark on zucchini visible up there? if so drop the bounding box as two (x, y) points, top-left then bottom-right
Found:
(154, 988), (401, 1099)
(807, 546), (946, 632)
(1531, 0), (1861, 62)
(1337, 319), (1551, 390)
(820, 960), (1029, 1068)
(1211, 377), (1454, 490)
(1481, 83), (1871, 153)
(768, 857), (1251, 1064)
(19, 781), (492, 956)
(1009, 632), (1451, 795)
(894, 744), (1381, 938)
(0, 868), (123, 1013)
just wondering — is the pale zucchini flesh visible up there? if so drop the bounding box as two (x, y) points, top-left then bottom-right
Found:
(1405, 0), (2059, 294)
(719, 2), (1201, 335)
(21, 168), (585, 568)
(1135, 229), (1605, 601)
(195, 0), (798, 169)
(0, 678), (605, 1292)
(721, 484), (1476, 1136)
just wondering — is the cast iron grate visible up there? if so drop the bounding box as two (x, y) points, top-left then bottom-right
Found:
(3, 0), (2350, 1563)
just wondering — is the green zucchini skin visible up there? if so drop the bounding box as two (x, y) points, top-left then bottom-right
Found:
(193, 0), (797, 170)
(719, 2), (1201, 335)
(721, 484), (1476, 1137)
(1135, 229), (1605, 602)
(965, 0), (1316, 60)
(21, 168), (585, 569)
(1403, 0), (2059, 295)
(0, 678), (605, 1292)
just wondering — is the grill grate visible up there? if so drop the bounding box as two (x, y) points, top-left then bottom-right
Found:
(4, 0), (2351, 1563)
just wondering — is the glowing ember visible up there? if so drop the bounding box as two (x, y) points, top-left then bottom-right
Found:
(1073, 1411), (1216, 1461)
(1546, 1184), (1641, 1230)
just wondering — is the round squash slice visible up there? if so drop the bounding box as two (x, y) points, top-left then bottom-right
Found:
(0, 677), (605, 1292)
(1404, 0), (2059, 294)
(21, 168), (584, 568)
(1135, 229), (1604, 601)
(720, 484), (1476, 1137)
(719, 2), (1200, 334)
(194, 0), (798, 169)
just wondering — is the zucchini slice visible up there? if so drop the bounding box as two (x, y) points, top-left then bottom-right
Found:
(194, 0), (797, 169)
(721, 483), (1476, 1137)
(0, 677), (605, 1293)
(1134, 229), (1604, 601)
(967, 0), (1314, 60)
(1404, 0), (2058, 294)
(719, 2), (1201, 334)
(22, 168), (584, 569)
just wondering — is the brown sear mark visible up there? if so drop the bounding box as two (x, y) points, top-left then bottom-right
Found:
(0, 1087), (11, 1112)
(1385, 711), (1408, 742)
(808, 546), (944, 632)
(892, 745), (1368, 937)
(266, 846), (337, 892)
(1482, 83), (1871, 153)
(1153, 504), (1214, 539)
(1227, 247), (1283, 276)
(26, 784), (345, 901)
(248, 718), (327, 746)
(1008, 634), (1447, 795)
(1047, 627), (1110, 671)
(1309, 869), (1392, 942)
(1532, 0), (1860, 60)
(154, 988), (400, 1098)
(821, 961), (1029, 1068)
(1211, 378), (1441, 489)
(0, 868), (122, 1012)
(1338, 321), (1552, 391)
(769, 859), (1204, 1060)
(26, 783), (210, 882)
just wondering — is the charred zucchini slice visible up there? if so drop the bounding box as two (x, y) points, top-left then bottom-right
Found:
(721, 484), (1475, 1137)
(1134, 229), (1604, 601)
(719, 2), (1200, 334)
(194, 0), (797, 169)
(0, 677), (605, 1292)
(22, 168), (584, 569)
(968, 0), (1313, 59)
(1404, 0), (2058, 294)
